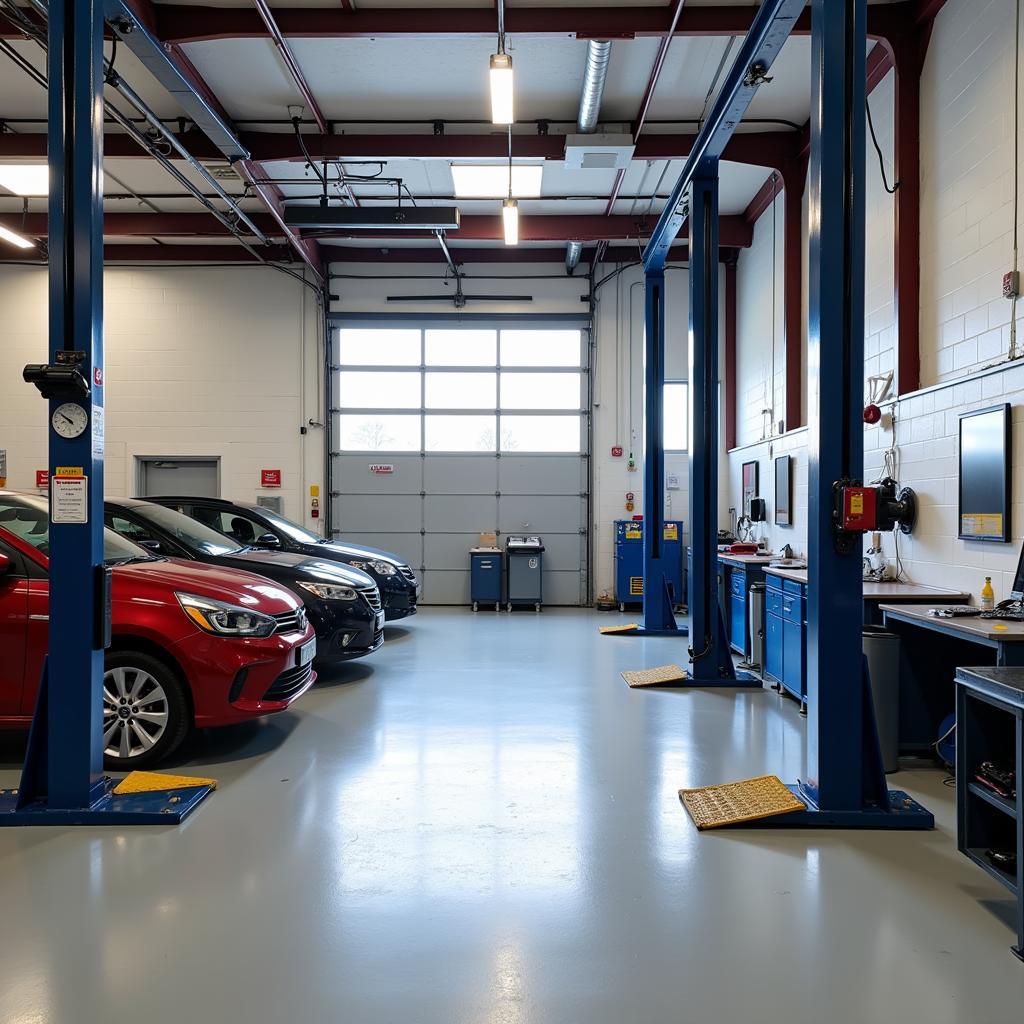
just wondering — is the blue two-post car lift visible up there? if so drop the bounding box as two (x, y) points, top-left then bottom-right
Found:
(644, 0), (932, 828)
(0, 0), (212, 825)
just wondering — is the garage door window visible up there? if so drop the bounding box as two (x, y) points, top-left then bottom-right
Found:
(335, 324), (585, 454)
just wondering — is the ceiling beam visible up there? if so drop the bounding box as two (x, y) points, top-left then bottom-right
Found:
(0, 210), (754, 246)
(123, 4), (911, 46)
(0, 129), (801, 170)
(323, 244), (700, 265)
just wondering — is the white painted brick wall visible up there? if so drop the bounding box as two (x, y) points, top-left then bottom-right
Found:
(0, 265), (324, 528)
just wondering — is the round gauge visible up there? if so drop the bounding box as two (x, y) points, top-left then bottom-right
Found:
(51, 402), (89, 439)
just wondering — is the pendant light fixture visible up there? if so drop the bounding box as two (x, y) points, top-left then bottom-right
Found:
(489, 1), (513, 125)
(503, 126), (519, 245)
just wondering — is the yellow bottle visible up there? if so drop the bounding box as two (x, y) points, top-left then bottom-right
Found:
(980, 576), (995, 612)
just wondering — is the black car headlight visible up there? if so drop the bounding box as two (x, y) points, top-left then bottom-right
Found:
(349, 559), (397, 577)
(297, 581), (358, 602)
(176, 593), (276, 638)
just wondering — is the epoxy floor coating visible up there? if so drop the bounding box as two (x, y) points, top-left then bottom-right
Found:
(1, 608), (1022, 1024)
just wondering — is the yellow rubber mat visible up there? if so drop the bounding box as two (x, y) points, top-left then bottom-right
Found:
(622, 664), (686, 688)
(679, 775), (805, 830)
(113, 771), (218, 795)
(599, 622), (640, 635)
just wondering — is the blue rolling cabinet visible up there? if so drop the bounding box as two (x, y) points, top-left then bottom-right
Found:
(470, 548), (503, 611)
(764, 569), (808, 709)
(614, 519), (684, 611)
(719, 554), (773, 659)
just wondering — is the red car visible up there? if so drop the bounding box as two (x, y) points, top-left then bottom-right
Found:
(0, 493), (317, 769)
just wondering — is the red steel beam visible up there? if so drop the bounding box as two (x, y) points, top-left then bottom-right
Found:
(724, 253), (738, 450)
(137, 5), (910, 46)
(0, 129), (800, 170)
(0, 211), (754, 245)
(781, 160), (802, 430)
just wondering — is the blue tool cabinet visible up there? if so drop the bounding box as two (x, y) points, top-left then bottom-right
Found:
(719, 556), (771, 660)
(470, 549), (503, 611)
(613, 519), (684, 611)
(764, 573), (807, 707)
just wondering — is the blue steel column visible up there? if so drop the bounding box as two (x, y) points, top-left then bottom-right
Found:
(803, 0), (870, 809)
(687, 163), (735, 682)
(640, 268), (679, 631)
(46, 0), (106, 808)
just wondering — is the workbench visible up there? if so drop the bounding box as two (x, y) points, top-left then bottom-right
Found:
(954, 665), (1024, 962)
(882, 604), (1024, 756)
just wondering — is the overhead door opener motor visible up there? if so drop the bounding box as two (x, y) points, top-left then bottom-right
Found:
(833, 476), (916, 554)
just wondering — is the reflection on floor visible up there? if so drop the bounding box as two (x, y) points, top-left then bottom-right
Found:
(0, 608), (1021, 1022)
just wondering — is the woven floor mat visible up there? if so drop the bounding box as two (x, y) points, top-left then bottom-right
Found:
(621, 664), (686, 688)
(679, 775), (806, 830)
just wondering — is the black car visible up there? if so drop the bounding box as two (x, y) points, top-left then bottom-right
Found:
(145, 496), (419, 621)
(104, 498), (385, 662)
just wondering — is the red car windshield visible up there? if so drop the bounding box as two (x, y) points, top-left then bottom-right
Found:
(0, 494), (155, 565)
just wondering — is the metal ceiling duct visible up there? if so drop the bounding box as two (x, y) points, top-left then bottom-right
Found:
(566, 40), (612, 275)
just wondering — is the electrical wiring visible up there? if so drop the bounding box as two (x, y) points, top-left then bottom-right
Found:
(865, 93), (898, 195)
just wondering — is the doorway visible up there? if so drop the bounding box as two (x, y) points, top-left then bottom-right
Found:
(136, 458), (220, 498)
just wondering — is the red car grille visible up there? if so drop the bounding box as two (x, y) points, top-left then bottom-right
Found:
(263, 661), (313, 702)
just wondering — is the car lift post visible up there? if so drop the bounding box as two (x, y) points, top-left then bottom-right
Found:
(0, 0), (211, 825)
(637, 267), (688, 635)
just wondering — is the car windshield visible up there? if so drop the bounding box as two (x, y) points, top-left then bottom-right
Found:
(127, 502), (244, 556)
(0, 494), (157, 565)
(255, 507), (321, 545)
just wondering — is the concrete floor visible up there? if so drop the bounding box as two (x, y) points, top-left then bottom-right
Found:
(0, 608), (1022, 1023)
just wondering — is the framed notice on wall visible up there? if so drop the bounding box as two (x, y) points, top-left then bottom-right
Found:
(958, 403), (1011, 542)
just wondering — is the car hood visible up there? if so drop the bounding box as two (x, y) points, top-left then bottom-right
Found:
(227, 549), (377, 588)
(315, 540), (406, 566)
(113, 557), (302, 614)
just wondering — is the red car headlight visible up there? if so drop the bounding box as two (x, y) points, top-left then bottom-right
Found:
(175, 592), (277, 638)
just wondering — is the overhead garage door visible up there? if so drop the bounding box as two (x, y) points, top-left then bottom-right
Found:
(329, 319), (591, 605)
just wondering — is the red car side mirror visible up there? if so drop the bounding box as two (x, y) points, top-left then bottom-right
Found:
(0, 553), (10, 576)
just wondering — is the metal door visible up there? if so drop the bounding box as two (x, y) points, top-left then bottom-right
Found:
(137, 458), (220, 498)
(329, 319), (590, 605)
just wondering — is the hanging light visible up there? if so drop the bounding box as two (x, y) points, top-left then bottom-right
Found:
(0, 224), (34, 249)
(489, 53), (514, 125)
(489, 1), (513, 125)
(502, 198), (519, 246)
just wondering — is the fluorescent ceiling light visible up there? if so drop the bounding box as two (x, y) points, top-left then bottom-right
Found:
(0, 224), (35, 249)
(489, 53), (514, 125)
(451, 164), (542, 199)
(0, 164), (48, 197)
(502, 199), (519, 246)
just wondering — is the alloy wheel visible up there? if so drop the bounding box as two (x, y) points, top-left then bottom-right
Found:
(102, 665), (170, 762)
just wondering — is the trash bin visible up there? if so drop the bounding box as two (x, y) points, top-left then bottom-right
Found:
(505, 535), (544, 611)
(747, 582), (766, 670)
(863, 625), (900, 773)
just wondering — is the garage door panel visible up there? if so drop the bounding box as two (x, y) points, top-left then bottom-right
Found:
(337, 532), (423, 570)
(424, 456), (497, 494)
(421, 569), (470, 605)
(543, 570), (583, 606)
(533, 532), (583, 572)
(424, 494), (496, 533)
(500, 456), (584, 495)
(332, 455), (423, 495)
(336, 494), (422, 533)
(499, 494), (583, 534)
(424, 532), (484, 570)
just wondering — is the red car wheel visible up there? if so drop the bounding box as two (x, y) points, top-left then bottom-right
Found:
(102, 651), (190, 770)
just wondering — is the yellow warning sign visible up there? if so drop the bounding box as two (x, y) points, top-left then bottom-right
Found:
(625, 528), (641, 539)
(961, 513), (1004, 537)
(663, 523), (678, 541)
(309, 484), (320, 498)
(55, 466), (84, 477)
(849, 493), (864, 515)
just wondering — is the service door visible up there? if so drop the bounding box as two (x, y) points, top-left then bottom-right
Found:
(329, 320), (590, 605)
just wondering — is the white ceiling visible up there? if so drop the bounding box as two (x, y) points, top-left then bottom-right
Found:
(0, 0), (823, 253)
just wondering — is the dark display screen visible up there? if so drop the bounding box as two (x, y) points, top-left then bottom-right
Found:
(959, 404), (1010, 542)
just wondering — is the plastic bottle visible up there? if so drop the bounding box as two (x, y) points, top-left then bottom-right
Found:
(980, 576), (995, 612)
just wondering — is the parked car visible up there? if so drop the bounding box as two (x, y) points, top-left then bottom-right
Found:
(145, 496), (419, 621)
(0, 492), (317, 770)
(104, 498), (385, 662)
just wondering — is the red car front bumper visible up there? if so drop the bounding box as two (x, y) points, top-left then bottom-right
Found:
(170, 625), (317, 728)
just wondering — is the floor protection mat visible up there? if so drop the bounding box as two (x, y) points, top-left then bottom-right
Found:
(113, 771), (218, 795)
(599, 622), (641, 635)
(679, 775), (806, 830)
(622, 664), (686, 688)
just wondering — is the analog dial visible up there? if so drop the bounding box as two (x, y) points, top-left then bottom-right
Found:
(51, 402), (89, 439)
